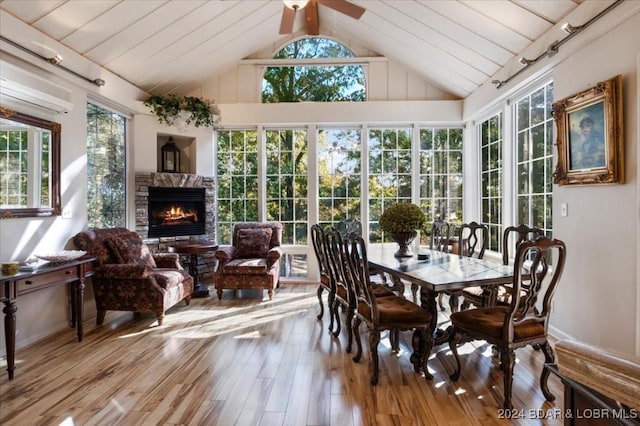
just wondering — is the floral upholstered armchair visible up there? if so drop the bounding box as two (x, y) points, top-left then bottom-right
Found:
(73, 228), (193, 325)
(214, 222), (283, 300)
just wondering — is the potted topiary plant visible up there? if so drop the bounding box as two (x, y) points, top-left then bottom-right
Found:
(379, 202), (426, 257)
(143, 94), (221, 128)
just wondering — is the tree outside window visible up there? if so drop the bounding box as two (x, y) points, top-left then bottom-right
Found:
(86, 103), (126, 229)
(262, 37), (365, 103)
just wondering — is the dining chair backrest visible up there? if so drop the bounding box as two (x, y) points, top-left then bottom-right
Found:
(324, 228), (351, 302)
(502, 224), (545, 265)
(430, 219), (451, 253)
(343, 234), (378, 321)
(506, 236), (566, 338)
(458, 221), (488, 259)
(311, 224), (328, 275)
(336, 218), (363, 238)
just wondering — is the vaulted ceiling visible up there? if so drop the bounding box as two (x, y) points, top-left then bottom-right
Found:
(0, 0), (586, 99)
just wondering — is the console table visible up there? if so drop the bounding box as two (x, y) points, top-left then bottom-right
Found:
(169, 241), (218, 298)
(1, 256), (95, 379)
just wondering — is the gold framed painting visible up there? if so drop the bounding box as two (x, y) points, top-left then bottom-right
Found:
(552, 74), (624, 185)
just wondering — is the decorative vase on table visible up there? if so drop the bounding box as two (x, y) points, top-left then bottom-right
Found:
(390, 231), (417, 258)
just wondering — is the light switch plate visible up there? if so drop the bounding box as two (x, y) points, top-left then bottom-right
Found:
(560, 203), (568, 217)
(62, 207), (72, 219)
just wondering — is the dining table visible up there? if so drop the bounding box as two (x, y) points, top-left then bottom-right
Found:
(366, 244), (517, 375)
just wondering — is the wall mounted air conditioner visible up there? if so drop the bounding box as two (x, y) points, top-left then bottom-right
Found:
(0, 59), (73, 114)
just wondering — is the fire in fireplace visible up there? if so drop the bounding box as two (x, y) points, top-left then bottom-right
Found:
(148, 187), (206, 238)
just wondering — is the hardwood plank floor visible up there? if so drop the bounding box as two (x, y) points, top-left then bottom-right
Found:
(1, 283), (564, 425)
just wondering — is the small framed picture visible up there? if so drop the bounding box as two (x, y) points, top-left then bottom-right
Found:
(552, 75), (624, 185)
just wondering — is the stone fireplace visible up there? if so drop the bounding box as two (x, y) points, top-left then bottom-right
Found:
(135, 172), (216, 284)
(147, 186), (206, 238)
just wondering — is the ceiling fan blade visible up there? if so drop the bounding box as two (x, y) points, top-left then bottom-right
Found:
(317, 0), (365, 19)
(279, 6), (296, 34)
(305, 1), (320, 35)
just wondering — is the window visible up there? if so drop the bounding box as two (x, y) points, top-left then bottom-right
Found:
(480, 113), (503, 251)
(419, 128), (463, 242)
(317, 128), (362, 228)
(216, 129), (259, 243)
(265, 129), (308, 245)
(262, 37), (366, 103)
(86, 102), (126, 228)
(368, 128), (413, 242)
(514, 82), (554, 236)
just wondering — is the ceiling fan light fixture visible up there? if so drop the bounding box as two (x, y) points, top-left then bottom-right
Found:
(283, 0), (309, 10)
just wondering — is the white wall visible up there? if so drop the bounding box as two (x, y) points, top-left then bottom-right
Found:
(463, 8), (640, 354)
(550, 13), (639, 354)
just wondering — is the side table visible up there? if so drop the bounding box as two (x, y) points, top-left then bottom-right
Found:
(169, 241), (218, 298)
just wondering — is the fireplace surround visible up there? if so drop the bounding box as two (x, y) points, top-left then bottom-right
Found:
(135, 172), (217, 284)
(147, 186), (206, 238)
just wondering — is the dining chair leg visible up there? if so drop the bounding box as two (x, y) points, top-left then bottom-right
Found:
(316, 286), (324, 320)
(411, 283), (418, 303)
(331, 299), (342, 337)
(369, 328), (381, 385)
(448, 293), (459, 312)
(389, 328), (400, 352)
(418, 328), (434, 380)
(327, 291), (335, 332)
(437, 293), (446, 311)
(539, 341), (556, 401)
(448, 332), (462, 381)
(501, 348), (516, 410)
(345, 307), (354, 353)
(352, 317), (363, 362)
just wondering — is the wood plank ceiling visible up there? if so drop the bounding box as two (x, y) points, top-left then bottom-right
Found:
(0, 0), (584, 99)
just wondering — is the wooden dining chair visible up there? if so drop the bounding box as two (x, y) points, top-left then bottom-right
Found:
(344, 234), (434, 384)
(443, 221), (488, 312)
(448, 236), (567, 409)
(326, 228), (396, 352)
(311, 224), (335, 331)
(420, 219), (451, 306)
(460, 224), (544, 310)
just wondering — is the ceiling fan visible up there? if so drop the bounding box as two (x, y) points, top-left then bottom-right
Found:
(279, 0), (366, 35)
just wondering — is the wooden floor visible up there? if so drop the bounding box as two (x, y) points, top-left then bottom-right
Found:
(1, 283), (564, 425)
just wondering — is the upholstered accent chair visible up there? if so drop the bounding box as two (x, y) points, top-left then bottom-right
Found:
(214, 222), (283, 300)
(73, 227), (193, 326)
(448, 236), (567, 409)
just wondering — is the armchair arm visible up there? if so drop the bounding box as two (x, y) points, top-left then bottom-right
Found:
(215, 246), (235, 263)
(100, 264), (150, 279)
(153, 253), (182, 269)
(266, 246), (283, 268)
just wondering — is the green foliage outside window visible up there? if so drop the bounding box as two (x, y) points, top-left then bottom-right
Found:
(262, 37), (366, 103)
(87, 103), (126, 229)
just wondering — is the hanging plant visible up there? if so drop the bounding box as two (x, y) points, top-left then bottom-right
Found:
(143, 94), (221, 128)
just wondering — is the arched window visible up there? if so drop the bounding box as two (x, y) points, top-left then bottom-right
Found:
(262, 37), (366, 103)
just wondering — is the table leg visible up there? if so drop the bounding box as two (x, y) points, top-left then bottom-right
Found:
(70, 281), (77, 328)
(75, 276), (85, 342)
(3, 299), (17, 379)
(410, 286), (439, 376)
(189, 253), (210, 298)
